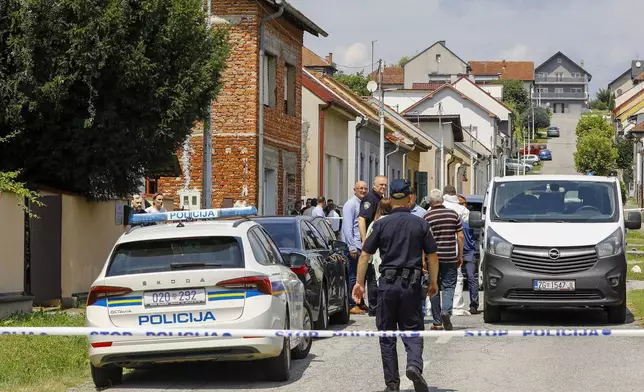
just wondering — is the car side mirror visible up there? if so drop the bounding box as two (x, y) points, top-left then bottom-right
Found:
(469, 211), (485, 229)
(625, 211), (642, 230)
(331, 240), (349, 253)
(281, 251), (308, 268)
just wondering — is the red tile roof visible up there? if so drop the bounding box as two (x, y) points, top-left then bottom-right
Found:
(633, 122), (644, 131)
(369, 66), (404, 84)
(411, 82), (444, 90)
(302, 47), (332, 68)
(468, 60), (534, 81)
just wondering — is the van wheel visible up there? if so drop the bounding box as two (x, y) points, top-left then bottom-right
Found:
(90, 363), (123, 388)
(484, 303), (502, 323)
(607, 291), (626, 324)
(265, 313), (291, 381)
(291, 302), (313, 359)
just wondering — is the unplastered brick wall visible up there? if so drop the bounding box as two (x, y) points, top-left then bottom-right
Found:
(158, 0), (304, 214)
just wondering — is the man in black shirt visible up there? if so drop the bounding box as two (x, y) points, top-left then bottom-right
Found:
(353, 179), (439, 392)
(358, 175), (388, 315)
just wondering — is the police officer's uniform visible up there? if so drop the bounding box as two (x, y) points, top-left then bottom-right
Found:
(359, 186), (383, 315)
(361, 180), (438, 392)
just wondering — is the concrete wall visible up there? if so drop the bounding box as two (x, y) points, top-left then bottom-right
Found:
(302, 87), (324, 197)
(453, 79), (510, 120)
(375, 90), (428, 114)
(323, 107), (351, 205)
(478, 84), (503, 99)
(404, 43), (468, 89)
(609, 72), (633, 97)
(0, 193), (25, 294)
(60, 195), (126, 299)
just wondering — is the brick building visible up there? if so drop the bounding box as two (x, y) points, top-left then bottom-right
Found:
(154, 0), (327, 214)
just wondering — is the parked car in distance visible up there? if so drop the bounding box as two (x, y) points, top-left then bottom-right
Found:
(506, 158), (533, 173)
(539, 148), (552, 161)
(252, 216), (350, 330)
(547, 126), (560, 137)
(513, 154), (540, 166)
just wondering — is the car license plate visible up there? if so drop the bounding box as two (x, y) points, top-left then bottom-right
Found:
(144, 288), (206, 307)
(533, 280), (575, 291)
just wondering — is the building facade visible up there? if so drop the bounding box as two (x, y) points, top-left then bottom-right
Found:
(156, 0), (326, 215)
(403, 40), (469, 89)
(534, 51), (591, 114)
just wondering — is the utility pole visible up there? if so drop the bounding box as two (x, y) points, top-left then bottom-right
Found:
(371, 40), (377, 75)
(378, 59), (385, 176)
(202, 0), (213, 208)
(439, 103), (445, 190)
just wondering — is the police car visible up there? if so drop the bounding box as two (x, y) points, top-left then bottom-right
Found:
(85, 207), (310, 388)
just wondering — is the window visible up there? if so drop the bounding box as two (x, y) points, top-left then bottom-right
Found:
(555, 88), (564, 94)
(285, 63), (296, 116)
(259, 221), (299, 249)
(305, 221), (328, 249)
(311, 217), (336, 245)
(262, 53), (277, 107)
(145, 178), (158, 195)
(555, 72), (564, 81)
(435, 54), (441, 62)
(572, 72), (581, 78)
(248, 230), (273, 265)
(571, 88), (582, 93)
(257, 227), (285, 265)
(106, 237), (243, 277)
(557, 57), (562, 64)
(300, 222), (317, 250)
(250, 228), (279, 264)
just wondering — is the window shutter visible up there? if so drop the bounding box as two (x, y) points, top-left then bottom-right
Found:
(262, 55), (269, 105)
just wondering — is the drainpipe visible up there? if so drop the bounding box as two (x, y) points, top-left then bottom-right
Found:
(319, 103), (332, 195)
(402, 145), (416, 181)
(355, 116), (367, 182)
(258, 2), (285, 215)
(385, 142), (400, 180)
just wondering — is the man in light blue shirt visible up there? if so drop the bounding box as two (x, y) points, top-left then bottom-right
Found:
(409, 187), (427, 218)
(342, 180), (368, 314)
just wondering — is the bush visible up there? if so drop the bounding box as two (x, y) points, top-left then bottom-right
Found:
(575, 115), (613, 139)
(573, 133), (617, 176)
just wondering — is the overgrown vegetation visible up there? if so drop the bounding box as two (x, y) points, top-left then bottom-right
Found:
(333, 70), (372, 96)
(0, 311), (88, 392)
(0, 0), (231, 201)
(573, 114), (618, 175)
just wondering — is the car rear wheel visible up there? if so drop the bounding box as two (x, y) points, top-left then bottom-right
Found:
(265, 312), (291, 381)
(314, 286), (329, 330)
(330, 270), (350, 325)
(291, 302), (313, 359)
(90, 363), (123, 388)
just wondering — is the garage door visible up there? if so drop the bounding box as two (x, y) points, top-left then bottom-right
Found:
(567, 103), (582, 114)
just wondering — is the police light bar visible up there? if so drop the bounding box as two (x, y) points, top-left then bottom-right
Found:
(129, 207), (257, 225)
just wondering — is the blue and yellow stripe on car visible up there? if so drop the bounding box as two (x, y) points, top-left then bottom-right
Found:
(107, 296), (143, 307)
(271, 281), (287, 296)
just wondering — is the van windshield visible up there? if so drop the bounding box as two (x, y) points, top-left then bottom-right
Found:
(491, 180), (618, 223)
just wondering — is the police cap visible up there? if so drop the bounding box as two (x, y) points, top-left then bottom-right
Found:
(390, 179), (411, 199)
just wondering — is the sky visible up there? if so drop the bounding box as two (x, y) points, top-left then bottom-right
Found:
(289, 0), (643, 96)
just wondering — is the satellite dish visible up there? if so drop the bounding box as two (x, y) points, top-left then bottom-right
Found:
(636, 61), (642, 68)
(366, 80), (378, 93)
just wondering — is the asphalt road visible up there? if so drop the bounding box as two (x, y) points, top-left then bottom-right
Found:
(540, 113), (580, 175)
(69, 303), (644, 392)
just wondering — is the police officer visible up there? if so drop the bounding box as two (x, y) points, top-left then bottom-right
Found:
(358, 175), (388, 315)
(353, 179), (440, 392)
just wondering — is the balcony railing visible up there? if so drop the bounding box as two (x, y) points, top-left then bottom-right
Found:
(535, 76), (588, 83)
(536, 92), (587, 99)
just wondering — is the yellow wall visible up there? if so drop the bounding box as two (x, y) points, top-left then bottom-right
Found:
(0, 193), (25, 294)
(60, 195), (127, 298)
(418, 149), (437, 189)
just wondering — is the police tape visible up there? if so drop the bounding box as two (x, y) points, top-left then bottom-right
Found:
(0, 327), (642, 338)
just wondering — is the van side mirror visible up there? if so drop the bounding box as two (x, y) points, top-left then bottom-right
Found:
(625, 211), (642, 230)
(469, 211), (484, 229)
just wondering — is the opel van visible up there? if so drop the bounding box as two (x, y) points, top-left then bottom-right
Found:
(469, 175), (641, 323)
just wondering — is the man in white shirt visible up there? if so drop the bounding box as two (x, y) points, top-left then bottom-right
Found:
(311, 197), (326, 218)
(442, 185), (471, 316)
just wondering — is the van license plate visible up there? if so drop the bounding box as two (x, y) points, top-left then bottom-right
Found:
(533, 280), (575, 291)
(144, 289), (206, 307)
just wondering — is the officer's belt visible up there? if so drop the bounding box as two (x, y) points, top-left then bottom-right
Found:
(381, 268), (422, 284)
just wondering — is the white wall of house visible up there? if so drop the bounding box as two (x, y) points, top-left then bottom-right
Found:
(410, 89), (496, 151)
(301, 87), (323, 198)
(403, 42), (468, 89)
(478, 84), (503, 99)
(373, 90), (428, 114)
(616, 84), (644, 109)
(609, 71), (632, 97)
(452, 79), (510, 121)
(323, 107), (351, 205)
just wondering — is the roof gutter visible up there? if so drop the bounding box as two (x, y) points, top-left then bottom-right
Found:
(258, 3), (285, 215)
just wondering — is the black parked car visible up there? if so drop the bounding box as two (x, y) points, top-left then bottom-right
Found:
(252, 216), (350, 329)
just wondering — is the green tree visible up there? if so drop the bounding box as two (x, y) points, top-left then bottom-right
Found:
(0, 0), (230, 200)
(0, 133), (42, 215)
(398, 56), (410, 67)
(575, 115), (614, 139)
(616, 136), (635, 188)
(501, 80), (530, 114)
(522, 105), (551, 129)
(596, 88), (615, 110)
(573, 133), (617, 175)
(333, 71), (371, 96)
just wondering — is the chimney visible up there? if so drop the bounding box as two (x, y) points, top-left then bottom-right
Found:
(502, 59), (506, 70)
(326, 53), (333, 64)
(438, 40), (446, 46)
(581, 60), (584, 69)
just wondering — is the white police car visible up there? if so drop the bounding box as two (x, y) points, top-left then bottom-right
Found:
(86, 207), (310, 388)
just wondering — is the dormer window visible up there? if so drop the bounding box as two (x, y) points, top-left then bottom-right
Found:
(557, 57), (562, 64)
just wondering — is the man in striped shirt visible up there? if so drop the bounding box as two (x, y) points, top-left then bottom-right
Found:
(423, 188), (464, 330)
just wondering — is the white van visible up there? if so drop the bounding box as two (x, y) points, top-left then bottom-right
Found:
(469, 175), (641, 324)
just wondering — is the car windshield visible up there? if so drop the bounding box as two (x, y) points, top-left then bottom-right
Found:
(492, 180), (618, 223)
(257, 222), (299, 249)
(106, 237), (243, 276)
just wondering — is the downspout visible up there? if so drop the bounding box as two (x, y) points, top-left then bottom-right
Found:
(402, 145), (416, 181)
(258, 3), (285, 215)
(385, 142), (400, 179)
(356, 116), (367, 182)
(319, 103), (332, 195)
